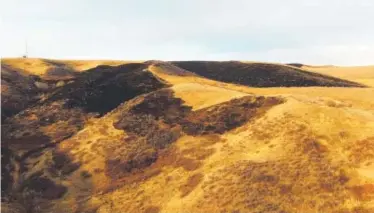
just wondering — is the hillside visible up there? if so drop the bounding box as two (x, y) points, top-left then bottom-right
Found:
(1, 58), (374, 213)
(2, 63), (168, 152)
(2, 59), (366, 121)
(1, 58), (130, 79)
(0, 59), (138, 121)
(172, 61), (365, 87)
(1, 64), (41, 121)
(298, 64), (374, 87)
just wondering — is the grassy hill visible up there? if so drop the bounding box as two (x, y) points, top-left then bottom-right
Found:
(172, 61), (365, 87)
(298, 64), (374, 87)
(1, 58), (374, 213)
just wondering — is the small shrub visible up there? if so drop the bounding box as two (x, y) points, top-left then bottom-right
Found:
(80, 171), (92, 179)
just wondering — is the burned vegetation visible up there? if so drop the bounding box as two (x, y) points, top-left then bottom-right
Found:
(1, 64), (44, 122)
(1, 63), (170, 212)
(2, 63), (169, 152)
(107, 89), (284, 179)
(2, 59), (373, 213)
(171, 61), (365, 87)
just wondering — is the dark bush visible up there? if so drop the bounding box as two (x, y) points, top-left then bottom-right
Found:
(80, 171), (92, 179)
(21, 174), (67, 200)
(49, 151), (80, 176)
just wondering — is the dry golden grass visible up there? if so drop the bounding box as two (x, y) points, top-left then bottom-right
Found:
(57, 59), (141, 72)
(58, 82), (374, 213)
(301, 65), (374, 87)
(94, 62), (374, 213)
(1, 58), (141, 76)
(2, 58), (54, 75)
(3, 58), (374, 213)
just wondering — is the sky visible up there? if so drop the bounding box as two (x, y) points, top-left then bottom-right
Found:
(1, 0), (374, 65)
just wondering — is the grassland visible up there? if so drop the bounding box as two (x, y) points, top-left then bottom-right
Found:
(1, 58), (374, 213)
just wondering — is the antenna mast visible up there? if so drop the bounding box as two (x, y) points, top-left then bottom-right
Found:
(23, 40), (28, 58)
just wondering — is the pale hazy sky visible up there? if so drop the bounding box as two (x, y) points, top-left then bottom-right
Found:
(1, 0), (374, 65)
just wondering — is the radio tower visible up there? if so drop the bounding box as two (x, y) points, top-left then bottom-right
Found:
(23, 40), (28, 58)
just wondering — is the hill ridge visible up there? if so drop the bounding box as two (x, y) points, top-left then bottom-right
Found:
(1, 58), (374, 213)
(171, 61), (365, 87)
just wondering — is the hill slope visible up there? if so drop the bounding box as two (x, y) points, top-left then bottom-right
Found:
(298, 64), (374, 87)
(1, 58), (129, 77)
(2, 63), (168, 152)
(1, 64), (54, 121)
(1, 58), (374, 213)
(172, 61), (365, 87)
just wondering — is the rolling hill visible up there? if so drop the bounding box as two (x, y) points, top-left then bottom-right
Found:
(1, 58), (374, 213)
(171, 61), (365, 87)
(298, 64), (374, 87)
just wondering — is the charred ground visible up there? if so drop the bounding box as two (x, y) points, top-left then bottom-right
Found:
(2, 63), (169, 151)
(1, 59), (373, 213)
(172, 61), (365, 87)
